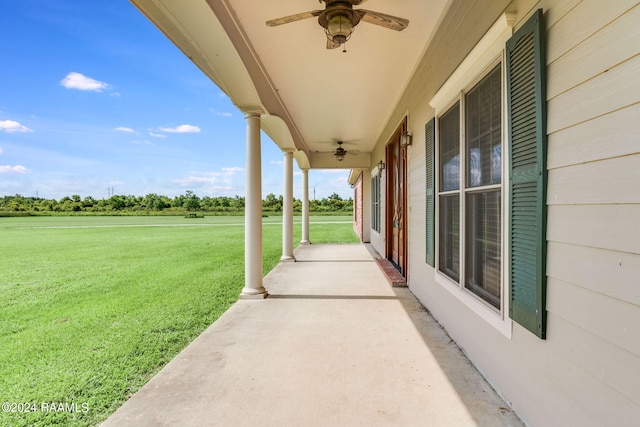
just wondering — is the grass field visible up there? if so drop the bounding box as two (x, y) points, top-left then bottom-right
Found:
(0, 215), (358, 427)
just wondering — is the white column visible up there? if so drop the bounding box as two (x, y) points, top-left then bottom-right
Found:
(281, 151), (295, 261)
(240, 112), (267, 298)
(300, 169), (310, 244)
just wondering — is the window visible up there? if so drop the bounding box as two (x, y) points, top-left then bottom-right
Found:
(429, 12), (514, 336)
(427, 10), (547, 338)
(437, 64), (503, 310)
(465, 66), (502, 309)
(371, 174), (381, 233)
(438, 103), (461, 282)
(354, 186), (359, 222)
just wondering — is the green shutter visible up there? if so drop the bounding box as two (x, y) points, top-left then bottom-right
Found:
(506, 9), (547, 338)
(425, 118), (435, 266)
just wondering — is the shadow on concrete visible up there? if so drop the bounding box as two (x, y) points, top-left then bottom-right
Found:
(268, 294), (399, 300)
(102, 243), (523, 427)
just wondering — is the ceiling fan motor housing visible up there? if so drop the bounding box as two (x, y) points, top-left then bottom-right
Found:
(318, 2), (362, 45)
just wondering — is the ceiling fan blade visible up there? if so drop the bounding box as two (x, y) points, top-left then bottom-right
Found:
(266, 10), (322, 27)
(358, 9), (409, 31)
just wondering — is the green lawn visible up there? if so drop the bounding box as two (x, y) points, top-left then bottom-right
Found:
(0, 215), (358, 427)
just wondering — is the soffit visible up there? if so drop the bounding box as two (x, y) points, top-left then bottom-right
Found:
(131, 0), (451, 168)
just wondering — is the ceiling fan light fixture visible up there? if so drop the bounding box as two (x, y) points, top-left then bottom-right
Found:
(326, 14), (353, 45)
(334, 141), (347, 161)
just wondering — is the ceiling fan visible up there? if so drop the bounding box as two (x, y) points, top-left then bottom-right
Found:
(334, 141), (348, 161)
(315, 141), (358, 161)
(266, 0), (409, 49)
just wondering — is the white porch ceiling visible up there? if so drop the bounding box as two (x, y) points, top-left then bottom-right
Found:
(130, 0), (451, 168)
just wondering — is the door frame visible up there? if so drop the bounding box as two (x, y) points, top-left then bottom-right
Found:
(385, 118), (408, 276)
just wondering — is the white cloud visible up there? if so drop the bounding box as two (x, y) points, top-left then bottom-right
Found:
(0, 120), (33, 133)
(115, 126), (135, 133)
(210, 108), (232, 117)
(0, 147), (3, 154)
(172, 167), (243, 187)
(329, 176), (348, 185)
(158, 124), (200, 133)
(149, 132), (167, 138)
(172, 175), (219, 187)
(60, 72), (109, 92)
(270, 160), (284, 165)
(0, 164), (30, 174)
(131, 139), (153, 146)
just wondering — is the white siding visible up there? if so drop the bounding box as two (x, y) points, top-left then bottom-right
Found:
(546, 3), (640, 99)
(547, 54), (640, 133)
(377, 0), (640, 425)
(548, 156), (640, 204)
(547, 242), (640, 305)
(548, 103), (640, 168)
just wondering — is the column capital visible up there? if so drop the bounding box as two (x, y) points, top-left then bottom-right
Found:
(243, 111), (262, 119)
(242, 106), (265, 118)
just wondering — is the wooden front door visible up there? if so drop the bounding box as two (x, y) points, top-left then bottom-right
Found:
(386, 121), (408, 275)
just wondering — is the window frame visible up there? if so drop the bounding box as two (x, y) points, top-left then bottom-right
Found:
(371, 172), (381, 233)
(429, 13), (515, 338)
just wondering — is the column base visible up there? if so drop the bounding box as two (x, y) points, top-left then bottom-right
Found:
(280, 255), (296, 262)
(239, 287), (269, 299)
(300, 240), (311, 245)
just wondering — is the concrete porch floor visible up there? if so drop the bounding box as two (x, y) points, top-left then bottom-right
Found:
(102, 244), (523, 427)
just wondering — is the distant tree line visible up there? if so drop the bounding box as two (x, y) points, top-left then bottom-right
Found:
(0, 191), (353, 215)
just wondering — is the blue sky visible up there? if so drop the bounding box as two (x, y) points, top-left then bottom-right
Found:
(0, 0), (351, 201)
